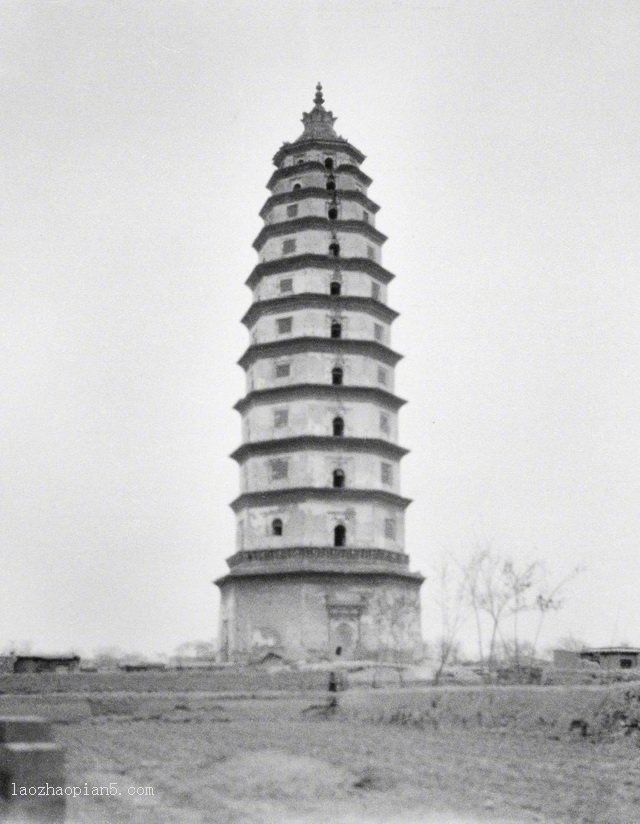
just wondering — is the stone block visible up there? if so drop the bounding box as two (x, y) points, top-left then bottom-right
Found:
(0, 742), (65, 822)
(0, 717), (52, 744)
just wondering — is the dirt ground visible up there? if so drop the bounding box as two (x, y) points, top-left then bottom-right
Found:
(3, 692), (634, 824)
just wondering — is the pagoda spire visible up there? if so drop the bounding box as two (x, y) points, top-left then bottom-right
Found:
(296, 81), (339, 141)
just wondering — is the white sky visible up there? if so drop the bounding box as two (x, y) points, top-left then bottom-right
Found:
(2, 0), (639, 657)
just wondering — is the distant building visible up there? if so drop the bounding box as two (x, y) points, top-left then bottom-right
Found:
(170, 656), (217, 670)
(579, 647), (640, 670)
(0, 655), (15, 673)
(13, 655), (80, 673)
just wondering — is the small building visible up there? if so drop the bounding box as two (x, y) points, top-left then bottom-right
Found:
(119, 662), (166, 672)
(13, 654), (80, 674)
(0, 655), (16, 673)
(579, 647), (640, 670)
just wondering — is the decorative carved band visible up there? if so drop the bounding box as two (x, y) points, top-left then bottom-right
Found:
(227, 546), (409, 568)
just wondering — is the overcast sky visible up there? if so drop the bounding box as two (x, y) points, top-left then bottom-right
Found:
(2, 0), (639, 657)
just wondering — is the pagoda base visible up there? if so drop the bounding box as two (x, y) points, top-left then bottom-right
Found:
(215, 569), (423, 664)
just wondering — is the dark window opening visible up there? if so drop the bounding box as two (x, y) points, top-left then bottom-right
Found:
(333, 469), (345, 488)
(270, 458), (288, 480)
(330, 281), (341, 296)
(331, 321), (342, 339)
(324, 158), (334, 171)
(331, 367), (343, 386)
(286, 204), (298, 218)
(332, 417), (344, 436)
(334, 524), (346, 546)
(293, 183), (302, 191)
(272, 518), (283, 536)
(621, 659), (633, 669)
(326, 178), (336, 192)
(328, 206), (338, 220)
(329, 242), (340, 257)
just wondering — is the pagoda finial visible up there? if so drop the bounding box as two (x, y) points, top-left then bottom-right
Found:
(296, 82), (338, 141)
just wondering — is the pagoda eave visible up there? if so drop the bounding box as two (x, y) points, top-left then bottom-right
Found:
(215, 567), (425, 585)
(259, 188), (380, 219)
(234, 384), (407, 414)
(230, 435), (409, 463)
(272, 137), (365, 167)
(267, 161), (372, 191)
(245, 254), (396, 289)
(230, 487), (412, 513)
(237, 337), (403, 370)
(241, 294), (398, 327)
(252, 216), (387, 251)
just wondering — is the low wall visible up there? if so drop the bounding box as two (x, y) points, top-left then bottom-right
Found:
(0, 668), (331, 695)
(340, 682), (640, 740)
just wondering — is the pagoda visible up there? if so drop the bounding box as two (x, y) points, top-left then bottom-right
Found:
(215, 85), (423, 662)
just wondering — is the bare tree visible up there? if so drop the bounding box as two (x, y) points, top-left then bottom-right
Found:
(503, 559), (539, 668)
(474, 550), (513, 673)
(463, 544), (490, 661)
(531, 565), (584, 658)
(432, 554), (467, 684)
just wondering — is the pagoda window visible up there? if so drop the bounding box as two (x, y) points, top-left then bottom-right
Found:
(279, 278), (293, 293)
(286, 204), (299, 218)
(374, 323), (384, 342)
(328, 206), (338, 220)
(324, 157), (334, 171)
(371, 281), (380, 300)
(384, 518), (396, 539)
(329, 242), (340, 257)
(332, 417), (344, 437)
(363, 210), (370, 223)
(381, 462), (393, 485)
(333, 469), (345, 488)
(274, 409), (288, 428)
(282, 239), (296, 255)
(275, 362), (291, 378)
(292, 182), (302, 191)
(326, 177), (336, 192)
(331, 367), (343, 385)
(377, 367), (387, 386)
(334, 524), (346, 547)
(379, 412), (390, 435)
(269, 459), (288, 481)
(277, 316), (293, 335)
(367, 245), (375, 260)
(330, 281), (341, 296)
(272, 518), (283, 536)
(330, 321), (342, 339)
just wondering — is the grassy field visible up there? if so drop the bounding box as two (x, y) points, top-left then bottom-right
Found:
(0, 683), (639, 823)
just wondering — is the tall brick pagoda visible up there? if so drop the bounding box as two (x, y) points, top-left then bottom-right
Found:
(215, 85), (423, 662)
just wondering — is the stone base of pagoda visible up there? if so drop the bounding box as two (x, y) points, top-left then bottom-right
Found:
(215, 569), (423, 664)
